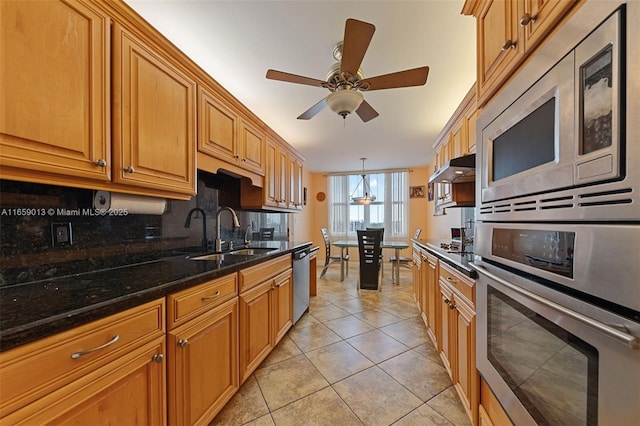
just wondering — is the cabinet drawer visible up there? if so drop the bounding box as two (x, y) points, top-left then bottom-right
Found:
(0, 299), (165, 418)
(239, 255), (291, 293)
(167, 273), (237, 330)
(439, 263), (475, 305)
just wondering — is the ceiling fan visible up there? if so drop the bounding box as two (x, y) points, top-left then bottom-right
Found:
(266, 18), (429, 122)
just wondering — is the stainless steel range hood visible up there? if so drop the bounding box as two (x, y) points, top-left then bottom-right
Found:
(429, 153), (476, 184)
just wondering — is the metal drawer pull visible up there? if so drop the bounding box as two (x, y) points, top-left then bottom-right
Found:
(95, 159), (107, 167)
(178, 339), (188, 348)
(501, 40), (516, 51)
(519, 13), (538, 27)
(71, 334), (120, 359)
(472, 264), (640, 350)
(446, 276), (457, 283)
(201, 290), (221, 300)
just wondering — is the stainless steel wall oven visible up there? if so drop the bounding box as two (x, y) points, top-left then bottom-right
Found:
(473, 1), (640, 425)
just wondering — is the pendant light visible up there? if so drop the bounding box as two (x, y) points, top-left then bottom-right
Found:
(351, 158), (376, 204)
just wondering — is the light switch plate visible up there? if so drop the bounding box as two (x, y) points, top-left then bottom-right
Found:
(51, 222), (73, 246)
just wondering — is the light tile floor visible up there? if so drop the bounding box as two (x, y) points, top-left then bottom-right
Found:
(211, 264), (472, 426)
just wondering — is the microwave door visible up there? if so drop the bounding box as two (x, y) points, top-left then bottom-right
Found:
(481, 52), (575, 204)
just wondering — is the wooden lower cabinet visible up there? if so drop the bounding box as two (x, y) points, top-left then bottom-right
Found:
(0, 299), (166, 424)
(426, 253), (440, 348)
(438, 263), (479, 425)
(239, 268), (293, 383)
(167, 297), (239, 426)
(479, 378), (513, 426)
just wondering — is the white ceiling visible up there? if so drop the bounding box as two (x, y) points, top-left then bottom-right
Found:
(124, 0), (476, 173)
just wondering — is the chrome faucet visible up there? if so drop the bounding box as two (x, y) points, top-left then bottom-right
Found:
(215, 207), (240, 252)
(245, 225), (253, 245)
(184, 207), (208, 250)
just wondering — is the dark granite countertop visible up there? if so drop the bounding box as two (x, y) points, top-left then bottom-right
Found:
(0, 241), (311, 352)
(411, 239), (477, 279)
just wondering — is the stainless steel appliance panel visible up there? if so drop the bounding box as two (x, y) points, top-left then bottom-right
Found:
(473, 260), (640, 426)
(475, 222), (640, 314)
(292, 247), (310, 324)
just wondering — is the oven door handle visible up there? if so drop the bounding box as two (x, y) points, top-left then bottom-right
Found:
(472, 264), (640, 350)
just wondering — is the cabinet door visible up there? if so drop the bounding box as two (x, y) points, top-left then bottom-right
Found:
(455, 297), (478, 424)
(451, 119), (466, 160)
(113, 23), (196, 195)
(278, 148), (289, 207)
(238, 119), (264, 175)
(426, 256), (439, 347)
(198, 86), (238, 164)
(0, 0), (110, 183)
(239, 280), (273, 383)
(288, 155), (304, 210)
(476, 0), (525, 106)
(264, 137), (281, 207)
(522, 0), (578, 52)
(168, 298), (238, 426)
(2, 339), (166, 425)
(420, 252), (429, 323)
(273, 270), (293, 345)
(438, 281), (455, 378)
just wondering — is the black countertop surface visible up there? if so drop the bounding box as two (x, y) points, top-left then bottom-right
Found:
(411, 239), (477, 278)
(0, 241), (311, 352)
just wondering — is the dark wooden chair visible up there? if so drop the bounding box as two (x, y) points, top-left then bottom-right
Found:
(320, 228), (348, 278)
(357, 229), (383, 291)
(390, 228), (421, 282)
(259, 227), (274, 241)
(367, 227), (385, 277)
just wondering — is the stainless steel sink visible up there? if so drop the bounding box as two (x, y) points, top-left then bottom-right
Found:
(229, 248), (276, 256)
(188, 253), (230, 261)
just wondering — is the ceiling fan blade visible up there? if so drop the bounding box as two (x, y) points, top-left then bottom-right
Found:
(266, 69), (327, 87)
(361, 66), (430, 91)
(340, 19), (375, 76)
(297, 97), (328, 120)
(356, 99), (379, 122)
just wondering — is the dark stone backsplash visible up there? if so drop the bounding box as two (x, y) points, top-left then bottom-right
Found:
(0, 173), (286, 286)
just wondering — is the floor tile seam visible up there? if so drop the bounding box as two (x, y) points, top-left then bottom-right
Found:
(424, 384), (469, 425)
(249, 371), (278, 423)
(341, 338), (413, 370)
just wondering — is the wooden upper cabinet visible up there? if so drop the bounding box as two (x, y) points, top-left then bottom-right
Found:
(198, 86), (239, 163)
(521, 0), (578, 52)
(112, 23), (196, 195)
(475, 0), (525, 106)
(239, 118), (265, 175)
(464, 0), (580, 106)
(0, 0), (110, 183)
(264, 136), (288, 208)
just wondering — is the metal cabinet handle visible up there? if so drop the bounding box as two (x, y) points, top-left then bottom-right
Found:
(501, 40), (516, 51)
(124, 166), (135, 173)
(201, 290), (221, 300)
(71, 334), (120, 359)
(152, 353), (164, 363)
(449, 302), (456, 310)
(446, 276), (457, 284)
(471, 264), (640, 350)
(95, 159), (107, 167)
(519, 13), (537, 27)
(178, 339), (188, 348)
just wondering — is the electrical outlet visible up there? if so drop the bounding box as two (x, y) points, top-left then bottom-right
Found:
(51, 222), (73, 247)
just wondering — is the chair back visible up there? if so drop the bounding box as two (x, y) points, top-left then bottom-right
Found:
(320, 228), (331, 257)
(414, 228), (422, 239)
(357, 229), (383, 290)
(366, 227), (384, 241)
(259, 227), (274, 241)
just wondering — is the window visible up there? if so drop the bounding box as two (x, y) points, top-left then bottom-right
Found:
(328, 170), (408, 238)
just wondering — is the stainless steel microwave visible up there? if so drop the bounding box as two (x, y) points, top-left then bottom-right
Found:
(477, 3), (640, 223)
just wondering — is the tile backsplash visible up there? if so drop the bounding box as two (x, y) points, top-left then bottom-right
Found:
(0, 172), (287, 286)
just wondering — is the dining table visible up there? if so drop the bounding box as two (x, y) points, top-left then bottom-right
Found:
(332, 240), (410, 285)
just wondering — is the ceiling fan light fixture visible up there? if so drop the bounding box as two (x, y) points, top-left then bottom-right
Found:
(326, 90), (363, 119)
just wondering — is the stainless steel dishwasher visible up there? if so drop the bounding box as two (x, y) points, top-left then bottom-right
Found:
(292, 246), (311, 324)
